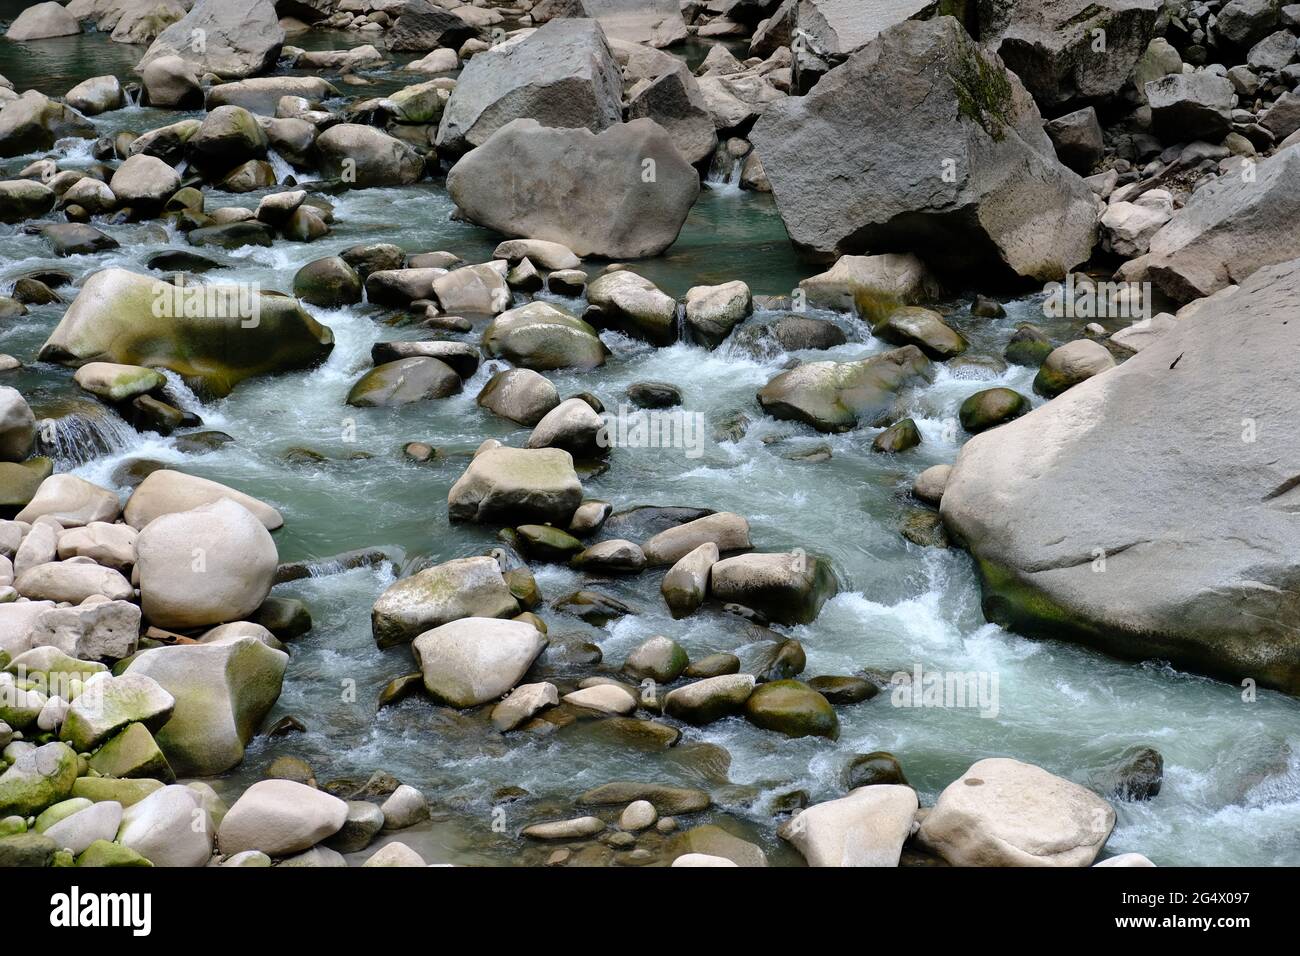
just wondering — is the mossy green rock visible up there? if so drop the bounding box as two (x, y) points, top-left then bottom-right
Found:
(292, 256), (362, 308)
(87, 722), (175, 782)
(252, 596), (313, 639)
(959, 387), (1029, 433)
(73, 362), (168, 402)
(7, 647), (108, 683)
(758, 347), (932, 433)
(346, 357), (462, 407)
(516, 524), (585, 561)
(71, 776), (164, 807)
(1004, 322), (1053, 366)
(0, 742), (79, 817)
(901, 508), (949, 548)
(844, 751), (909, 789)
(873, 306), (967, 359)
(483, 301), (609, 371)
(0, 457), (54, 510)
(872, 417), (921, 453)
(34, 797), (94, 833)
(743, 680), (839, 739)
(38, 268), (335, 398)
(0, 831), (57, 867)
(77, 839), (153, 867)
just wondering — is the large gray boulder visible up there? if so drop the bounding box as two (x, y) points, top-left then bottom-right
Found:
(371, 556), (520, 648)
(136, 0), (284, 80)
(436, 18), (622, 156)
(941, 257), (1300, 695)
(750, 17), (1097, 282)
(448, 445), (583, 525)
(448, 118), (699, 259)
(977, 0), (1160, 109)
(1118, 145), (1300, 304)
(411, 617), (547, 707)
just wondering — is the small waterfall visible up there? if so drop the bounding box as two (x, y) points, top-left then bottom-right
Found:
(36, 406), (139, 468)
(124, 86), (142, 109)
(704, 158), (744, 195)
(267, 150), (297, 186)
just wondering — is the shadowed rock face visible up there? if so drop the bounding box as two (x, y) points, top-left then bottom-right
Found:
(447, 118), (700, 259)
(977, 0), (1162, 110)
(750, 16), (1097, 283)
(941, 257), (1300, 694)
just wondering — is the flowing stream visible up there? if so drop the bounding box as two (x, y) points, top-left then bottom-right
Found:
(1, 17), (1298, 867)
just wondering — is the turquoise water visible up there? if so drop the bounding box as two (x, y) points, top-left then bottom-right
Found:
(0, 20), (1296, 866)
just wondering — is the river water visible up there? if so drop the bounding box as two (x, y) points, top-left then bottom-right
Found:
(1, 15), (1297, 867)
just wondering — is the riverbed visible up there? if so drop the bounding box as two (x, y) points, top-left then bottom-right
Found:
(1, 17), (1297, 867)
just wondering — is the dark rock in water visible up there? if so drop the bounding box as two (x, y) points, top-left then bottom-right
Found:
(577, 781), (711, 815)
(187, 222), (276, 249)
(784, 443), (832, 463)
(172, 430), (235, 453)
(274, 548), (392, 583)
(872, 417), (921, 453)
(970, 295), (1005, 318)
(712, 410), (750, 443)
(730, 315), (848, 357)
(146, 250), (222, 273)
(378, 673), (426, 710)
(1095, 746), (1164, 801)
(130, 395), (190, 436)
(807, 675), (878, 704)
(600, 505), (714, 542)
(843, 751), (909, 790)
(110, 457), (167, 489)
(569, 716), (681, 751)
(527, 635), (603, 677)
(1004, 323), (1053, 366)
(253, 596), (312, 639)
(752, 639), (806, 682)
(346, 357), (462, 407)
(771, 789), (809, 815)
(341, 243), (406, 279)
(684, 652), (741, 678)
(959, 387), (1029, 433)
(41, 223), (119, 257)
(12, 278), (62, 305)
(900, 508), (948, 548)
(743, 680), (839, 740)
(293, 256), (362, 308)
(517, 524), (584, 562)
(267, 716), (306, 737)
(371, 341), (479, 378)
(626, 381), (681, 409)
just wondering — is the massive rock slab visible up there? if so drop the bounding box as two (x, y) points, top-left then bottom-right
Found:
(977, 0), (1161, 109)
(750, 17), (1097, 282)
(1118, 145), (1300, 304)
(136, 0), (284, 80)
(447, 118), (699, 259)
(38, 268), (333, 398)
(436, 18), (623, 155)
(942, 257), (1300, 694)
